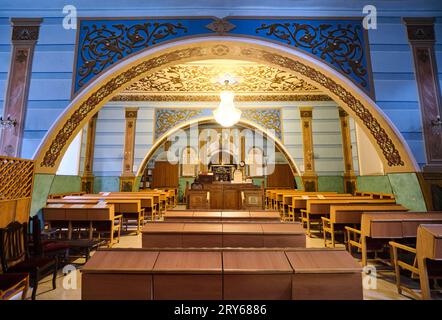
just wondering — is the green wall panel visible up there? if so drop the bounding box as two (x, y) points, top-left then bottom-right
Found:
(357, 175), (393, 194)
(30, 174), (55, 217)
(318, 176), (344, 193)
(94, 176), (120, 192)
(388, 173), (427, 212)
(178, 177), (194, 203)
(295, 176), (303, 190)
(49, 175), (81, 194)
(30, 174), (81, 217)
(134, 176), (142, 191)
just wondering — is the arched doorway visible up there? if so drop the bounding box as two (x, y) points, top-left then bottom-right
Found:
(32, 37), (419, 175)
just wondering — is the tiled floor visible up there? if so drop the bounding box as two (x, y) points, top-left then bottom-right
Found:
(34, 219), (441, 300)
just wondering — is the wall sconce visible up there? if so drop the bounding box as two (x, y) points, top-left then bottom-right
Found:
(0, 116), (17, 130)
(431, 115), (442, 135)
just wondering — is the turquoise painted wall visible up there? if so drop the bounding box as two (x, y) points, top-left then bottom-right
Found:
(356, 173), (426, 212)
(94, 176), (120, 193)
(318, 176), (344, 193)
(178, 177), (194, 203)
(357, 175), (393, 194)
(388, 173), (427, 212)
(30, 174), (81, 217)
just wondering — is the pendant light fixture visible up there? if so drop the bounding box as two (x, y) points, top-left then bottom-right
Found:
(213, 80), (242, 127)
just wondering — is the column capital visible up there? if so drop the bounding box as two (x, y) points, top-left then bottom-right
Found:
(299, 107), (313, 118)
(125, 107), (139, 118)
(402, 17), (435, 43)
(337, 107), (348, 118)
(10, 18), (43, 43)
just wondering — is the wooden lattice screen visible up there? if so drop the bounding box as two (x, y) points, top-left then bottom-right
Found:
(0, 156), (35, 200)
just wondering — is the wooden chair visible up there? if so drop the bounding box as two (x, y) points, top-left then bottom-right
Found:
(389, 241), (442, 299)
(0, 222), (57, 300)
(93, 214), (123, 248)
(300, 209), (323, 236)
(29, 216), (70, 260)
(389, 241), (421, 299)
(0, 273), (29, 300)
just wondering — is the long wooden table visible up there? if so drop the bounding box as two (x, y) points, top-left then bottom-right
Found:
(65, 194), (153, 220)
(163, 210), (280, 222)
(43, 203), (122, 246)
(62, 196), (145, 234)
(141, 222), (306, 249)
(81, 248), (362, 300)
(347, 211), (442, 266)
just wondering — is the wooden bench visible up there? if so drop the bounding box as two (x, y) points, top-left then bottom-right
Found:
(302, 198), (397, 237)
(321, 204), (408, 247)
(389, 224), (442, 299)
(345, 212), (442, 266)
(97, 192), (160, 219)
(286, 195), (372, 222)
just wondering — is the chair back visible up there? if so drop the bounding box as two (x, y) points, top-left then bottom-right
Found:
(30, 216), (43, 257)
(0, 221), (28, 272)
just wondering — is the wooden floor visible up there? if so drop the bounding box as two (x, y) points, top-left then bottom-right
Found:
(33, 208), (442, 300)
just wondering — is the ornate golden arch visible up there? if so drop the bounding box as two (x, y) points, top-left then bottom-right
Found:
(33, 38), (419, 174)
(135, 117), (301, 179)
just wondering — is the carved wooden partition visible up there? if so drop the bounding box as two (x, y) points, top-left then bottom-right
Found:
(0, 156), (35, 228)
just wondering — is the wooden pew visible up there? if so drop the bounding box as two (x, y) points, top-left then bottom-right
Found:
(277, 191), (340, 215)
(345, 211), (442, 266)
(389, 224), (442, 300)
(98, 192), (160, 218)
(355, 191), (395, 200)
(81, 248), (362, 300)
(141, 222), (306, 249)
(321, 204), (408, 247)
(286, 194), (370, 221)
(43, 203), (122, 247)
(302, 198), (396, 236)
(47, 192), (85, 199)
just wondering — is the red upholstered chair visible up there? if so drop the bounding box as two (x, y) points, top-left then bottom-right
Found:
(0, 221), (57, 300)
(29, 216), (70, 262)
(0, 273), (29, 300)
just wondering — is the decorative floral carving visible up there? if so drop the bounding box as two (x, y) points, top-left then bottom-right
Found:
(206, 18), (236, 33)
(256, 22), (367, 87)
(77, 22), (188, 87)
(12, 26), (40, 41)
(41, 46), (206, 167)
(112, 94), (332, 102)
(123, 63), (319, 94)
(155, 109), (203, 140)
(241, 109), (282, 140)
(239, 47), (403, 166)
(15, 49), (28, 63)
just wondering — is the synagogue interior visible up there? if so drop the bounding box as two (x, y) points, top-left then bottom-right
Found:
(0, 0), (442, 304)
